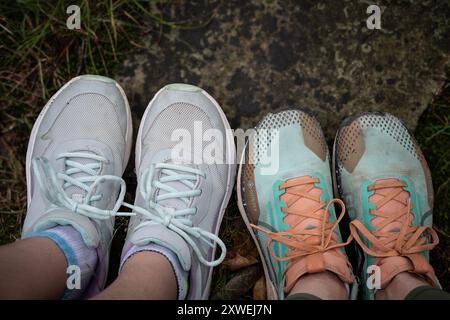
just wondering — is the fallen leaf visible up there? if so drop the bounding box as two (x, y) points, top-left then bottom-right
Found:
(253, 276), (266, 300)
(211, 265), (263, 300)
(222, 252), (258, 271)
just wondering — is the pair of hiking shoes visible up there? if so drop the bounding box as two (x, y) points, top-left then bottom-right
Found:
(238, 109), (439, 299)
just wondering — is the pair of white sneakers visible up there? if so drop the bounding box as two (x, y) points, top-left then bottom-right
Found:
(22, 75), (236, 299)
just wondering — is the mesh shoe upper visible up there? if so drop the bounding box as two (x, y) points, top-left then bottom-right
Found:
(334, 112), (438, 299)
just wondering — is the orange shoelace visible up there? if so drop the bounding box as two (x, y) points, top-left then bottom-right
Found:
(250, 176), (352, 262)
(349, 179), (439, 258)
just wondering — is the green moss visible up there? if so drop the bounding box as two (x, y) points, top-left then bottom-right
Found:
(415, 75), (450, 291)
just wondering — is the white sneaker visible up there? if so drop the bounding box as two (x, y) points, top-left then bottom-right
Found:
(22, 75), (133, 297)
(121, 84), (236, 299)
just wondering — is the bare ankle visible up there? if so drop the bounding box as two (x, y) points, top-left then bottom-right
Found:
(375, 272), (431, 300)
(288, 271), (348, 300)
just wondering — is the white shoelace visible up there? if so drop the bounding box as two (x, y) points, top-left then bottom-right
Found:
(126, 163), (226, 267)
(33, 153), (130, 219)
(33, 155), (226, 267)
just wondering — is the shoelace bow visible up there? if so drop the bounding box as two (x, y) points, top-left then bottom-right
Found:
(34, 156), (226, 267)
(251, 177), (352, 262)
(349, 179), (439, 258)
(127, 163), (226, 267)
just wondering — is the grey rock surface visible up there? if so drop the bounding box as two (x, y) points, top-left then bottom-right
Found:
(118, 0), (450, 140)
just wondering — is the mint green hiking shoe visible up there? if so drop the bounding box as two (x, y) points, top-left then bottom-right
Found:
(333, 112), (440, 300)
(237, 109), (355, 300)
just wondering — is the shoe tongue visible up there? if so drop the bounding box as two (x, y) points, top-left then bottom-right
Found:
(31, 208), (100, 248)
(369, 180), (411, 236)
(279, 177), (354, 293)
(281, 182), (324, 233)
(129, 223), (192, 271)
(62, 151), (101, 202)
(155, 162), (198, 211)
